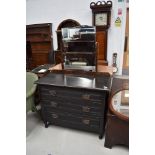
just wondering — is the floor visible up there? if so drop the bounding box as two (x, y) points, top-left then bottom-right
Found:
(26, 112), (129, 155)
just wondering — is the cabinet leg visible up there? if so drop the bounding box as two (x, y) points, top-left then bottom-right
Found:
(104, 140), (112, 149)
(99, 134), (103, 139)
(44, 121), (49, 128)
(104, 135), (113, 149)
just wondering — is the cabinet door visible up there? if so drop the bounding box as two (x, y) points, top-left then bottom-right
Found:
(96, 31), (107, 61)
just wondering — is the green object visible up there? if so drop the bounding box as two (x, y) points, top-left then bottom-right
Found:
(26, 72), (38, 113)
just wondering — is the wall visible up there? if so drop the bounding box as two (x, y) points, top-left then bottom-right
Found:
(26, 0), (127, 75)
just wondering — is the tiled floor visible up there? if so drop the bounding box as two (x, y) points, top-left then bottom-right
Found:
(26, 112), (129, 155)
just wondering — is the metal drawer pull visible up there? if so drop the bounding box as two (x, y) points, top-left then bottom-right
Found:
(82, 119), (90, 125)
(50, 101), (58, 107)
(82, 106), (90, 112)
(49, 90), (56, 96)
(82, 94), (90, 100)
(52, 113), (58, 119)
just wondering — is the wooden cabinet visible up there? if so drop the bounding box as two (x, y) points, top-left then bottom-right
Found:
(26, 23), (54, 69)
(35, 72), (112, 139)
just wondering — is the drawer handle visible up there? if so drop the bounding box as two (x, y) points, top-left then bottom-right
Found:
(49, 90), (56, 96)
(82, 119), (90, 125)
(82, 106), (90, 112)
(50, 101), (58, 107)
(82, 94), (90, 100)
(52, 113), (58, 119)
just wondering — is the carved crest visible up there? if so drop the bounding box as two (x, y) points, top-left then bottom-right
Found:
(90, 1), (112, 10)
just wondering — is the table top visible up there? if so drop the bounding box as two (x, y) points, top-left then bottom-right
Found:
(49, 63), (113, 75)
(35, 72), (111, 91)
(109, 90), (129, 121)
(64, 65), (96, 72)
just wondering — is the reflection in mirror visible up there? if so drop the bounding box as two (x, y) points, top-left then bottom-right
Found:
(112, 90), (129, 117)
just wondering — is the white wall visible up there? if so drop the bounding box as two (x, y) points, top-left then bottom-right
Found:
(26, 0), (127, 75)
(107, 1), (127, 74)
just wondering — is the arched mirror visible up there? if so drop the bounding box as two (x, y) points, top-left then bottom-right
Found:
(55, 19), (80, 64)
(56, 19), (80, 51)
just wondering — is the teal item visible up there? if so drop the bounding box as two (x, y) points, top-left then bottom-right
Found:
(26, 72), (38, 113)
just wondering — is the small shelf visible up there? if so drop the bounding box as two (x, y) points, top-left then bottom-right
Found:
(26, 32), (50, 35)
(26, 40), (52, 43)
(64, 52), (95, 55)
(63, 40), (95, 43)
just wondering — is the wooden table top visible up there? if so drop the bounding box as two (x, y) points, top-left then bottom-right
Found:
(35, 72), (111, 91)
(49, 64), (113, 75)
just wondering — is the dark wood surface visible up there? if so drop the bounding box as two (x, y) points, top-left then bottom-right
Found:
(110, 77), (129, 96)
(104, 112), (129, 149)
(48, 63), (113, 76)
(104, 76), (129, 148)
(35, 72), (111, 91)
(90, 1), (112, 31)
(55, 50), (63, 65)
(35, 72), (112, 139)
(26, 41), (33, 70)
(26, 23), (54, 69)
(96, 31), (107, 62)
(63, 65), (96, 72)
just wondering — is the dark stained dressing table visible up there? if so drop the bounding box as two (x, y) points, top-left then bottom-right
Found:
(35, 71), (112, 139)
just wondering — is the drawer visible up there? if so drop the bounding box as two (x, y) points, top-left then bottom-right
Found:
(41, 93), (104, 107)
(41, 99), (103, 117)
(40, 85), (105, 102)
(42, 110), (100, 130)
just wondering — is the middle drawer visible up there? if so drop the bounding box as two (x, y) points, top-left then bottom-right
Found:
(41, 97), (104, 117)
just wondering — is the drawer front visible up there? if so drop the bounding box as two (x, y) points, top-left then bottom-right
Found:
(41, 94), (104, 108)
(41, 99), (103, 117)
(40, 85), (105, 103)
(42, 109), (100, 131)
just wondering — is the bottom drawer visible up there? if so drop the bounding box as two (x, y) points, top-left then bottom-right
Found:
(42, 111), (100, 133)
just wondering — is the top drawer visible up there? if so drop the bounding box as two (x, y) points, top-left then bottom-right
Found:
(39, 85), (106, 102)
